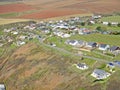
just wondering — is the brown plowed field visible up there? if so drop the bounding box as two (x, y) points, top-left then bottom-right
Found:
(0, 3), (34, 14)
(0, 0), (120, 19)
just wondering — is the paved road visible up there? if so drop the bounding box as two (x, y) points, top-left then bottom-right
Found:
(40, 41), (110, 63)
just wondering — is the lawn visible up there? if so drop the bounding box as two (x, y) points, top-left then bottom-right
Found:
(70, 34), (120, 46)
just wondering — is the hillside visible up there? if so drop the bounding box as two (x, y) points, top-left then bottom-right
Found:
(0, 42), (120, 90)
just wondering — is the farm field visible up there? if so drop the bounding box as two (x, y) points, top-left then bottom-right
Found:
(0, 0), (120, 19)
(0, 0), (120, 90)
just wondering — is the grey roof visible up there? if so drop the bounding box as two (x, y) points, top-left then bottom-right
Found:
(78, 40), (84, 44)
(87, 42), (97, 47)
(69, 40), (77, 43)
(77, 63), (86, 67)
(93, 69), (107, 75)
(99, 44), (108, 48)
(110, 46), (119, 51)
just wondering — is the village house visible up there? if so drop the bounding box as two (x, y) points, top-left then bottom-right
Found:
(76, 63), (88, 70)
(109, 46), (120, 55)
(98, 44), (110, 51)
(107, 62), (115, 68)
(103, 22), (109, 25)
(111, 22), (118, 26)
(106, 62), (115, 72)
(92, 15), (102, 19)
(0, 43), (4, 47)
(0, 84), (6, 90)
(61, 33), (71, 38)
(77, 40), (86, 47)
(11, 31), (18, 35)
(110, 46), (120, 52)
(85, 42), (97, 48)
(78, 28), (91, 35)
(91, 69), (111, 79)
(4, 29), (11, 33)
(19, 35), (28, 40)
(66, 40), (78, 46)
(113, 61), (120, 67)
(16, 41), (26, 46)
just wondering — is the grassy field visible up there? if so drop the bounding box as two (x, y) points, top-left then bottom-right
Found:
(101, 15), (120, 23)
(80, 23), (120, 31)
(0, 12), (19, 18)
(70, 34), (120, 46)
(0, 1), (19, 5)
(0, 18), (30, 25)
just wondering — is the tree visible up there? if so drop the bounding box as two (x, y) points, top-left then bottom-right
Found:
(80, 22), (85, 26)
(117, 23), (120, 27)
(96, 26), (101, 30)
(108, 22), (111, 26)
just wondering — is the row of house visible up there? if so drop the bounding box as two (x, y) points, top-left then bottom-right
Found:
(66, 40), (120, 54)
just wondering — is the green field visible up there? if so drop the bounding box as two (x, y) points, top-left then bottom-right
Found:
(70, 34), (120, 46)
(0, 12), (19, 18)
(101, 15), (120, 23)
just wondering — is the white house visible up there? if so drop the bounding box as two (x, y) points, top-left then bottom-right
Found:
(11, 31), (18, 35)
(67, 40), (78, 46)
(16, 41), (26, 46)
(91, 69), (111, 79)
(111, 22), (118, 26)
(61, 34), (71, 38)
(103, 22), (109, 25)
(0, 43), (4, 47)
(76, 63), (88, 70)
(0, 84), (6, 90)
(98, 44), (110, 51)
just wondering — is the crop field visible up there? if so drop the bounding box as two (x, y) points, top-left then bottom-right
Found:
(0, 0), (120, 19)
(0, 3), (35, 14)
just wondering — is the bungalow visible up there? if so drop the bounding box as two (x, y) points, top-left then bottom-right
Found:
(61, 33), (71, 38)
(0, 43), (4, 47)
(98, 44), (110, 51)
(113, 61), (120, 67)
(103, 22), (109, 25)
(109, 46), (120, 52)
(77, 40), (85, 47)
(107, 62), (115, 68)
(92, 15), (101, 19)
(91, 69), (111, 79)
(11, 31), (18, 35)
(67, 40), (78, 46)
(76, 63), (88, 70)
(4, 29), (11, 33)
(16, 41), (26, 46)
(111, 22), (118, 26)
(0, 84), (6, 90)
(85, 42), (97, 48)
(78, 28), (91, 35)
(19, 36), (27, 40)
